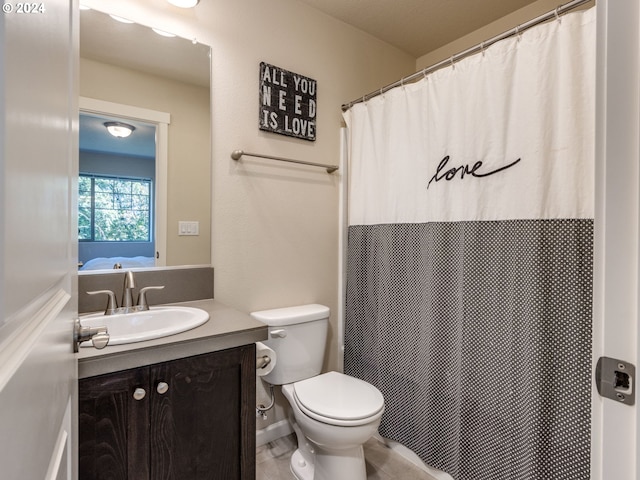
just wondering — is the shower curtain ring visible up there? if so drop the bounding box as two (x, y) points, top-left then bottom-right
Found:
(450, 56), (455, 69)
(555, 6), (562, 23)
(481, 41), (485, 57)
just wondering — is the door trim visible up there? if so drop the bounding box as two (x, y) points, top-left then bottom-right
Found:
(593, 0), (640, 478)
(44, 399), (72, 480)
(79, 96), (171, 266)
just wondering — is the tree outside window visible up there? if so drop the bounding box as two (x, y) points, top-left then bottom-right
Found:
(79, 174), (152, 242)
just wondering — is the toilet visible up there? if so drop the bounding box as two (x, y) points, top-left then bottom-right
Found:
(251, 304), (385, 480)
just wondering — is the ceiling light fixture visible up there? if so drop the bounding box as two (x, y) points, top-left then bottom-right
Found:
(167, 0), (199, 8)
(104, 122), (136, 138)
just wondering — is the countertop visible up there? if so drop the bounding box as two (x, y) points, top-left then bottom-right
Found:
(77, 299), (268, 379)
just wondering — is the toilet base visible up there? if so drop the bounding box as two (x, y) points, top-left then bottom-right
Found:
(289, 444), (367, 480)
(290, 449), (313, 480)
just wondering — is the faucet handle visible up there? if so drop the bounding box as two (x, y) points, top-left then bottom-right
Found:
(87, 290), (118, 315)
(137, 286), (165, 310)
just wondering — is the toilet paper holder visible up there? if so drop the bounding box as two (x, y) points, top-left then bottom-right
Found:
(256, 354), (272, 370)
(255, 341), (276, 419)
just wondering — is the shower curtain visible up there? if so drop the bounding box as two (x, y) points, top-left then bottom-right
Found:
(343, 9), (595, 480)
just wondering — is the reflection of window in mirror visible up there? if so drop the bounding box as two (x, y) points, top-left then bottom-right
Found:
(78, 113), (157, 271)
(79, 175), (152, 241)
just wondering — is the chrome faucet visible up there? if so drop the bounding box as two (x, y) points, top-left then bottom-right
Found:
(121, 270), (136, 309)
(87, 271), (165, 315)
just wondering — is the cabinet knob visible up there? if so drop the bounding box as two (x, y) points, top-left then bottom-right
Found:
(156, 382), (169, 394)
(133, 388), (146, 401)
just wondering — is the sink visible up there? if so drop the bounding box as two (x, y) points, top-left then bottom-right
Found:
(79, 306), (209, 347)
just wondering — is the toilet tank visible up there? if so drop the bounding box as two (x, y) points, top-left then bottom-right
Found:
(251, 304), (329, 385)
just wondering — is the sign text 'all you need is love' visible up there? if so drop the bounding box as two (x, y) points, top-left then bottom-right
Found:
(259, 62), (317, 141)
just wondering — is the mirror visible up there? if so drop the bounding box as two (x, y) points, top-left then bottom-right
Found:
(79, 8), (211, 271)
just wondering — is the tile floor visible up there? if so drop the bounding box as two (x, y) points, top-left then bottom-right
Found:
(256, 434), (437, 480)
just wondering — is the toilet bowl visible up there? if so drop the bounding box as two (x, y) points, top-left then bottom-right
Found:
(282, 372), (384, 480)
(251, 304), (385, 480)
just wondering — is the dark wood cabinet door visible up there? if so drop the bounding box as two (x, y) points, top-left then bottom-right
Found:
(79, 345), (256, 480)
(148, 345), (256, 480)
(79, 367), (150, 480)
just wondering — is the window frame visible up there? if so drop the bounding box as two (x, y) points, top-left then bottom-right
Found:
(79, 173), (154, 243)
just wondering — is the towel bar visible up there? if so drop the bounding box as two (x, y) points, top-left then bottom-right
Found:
(231, 149), (339, 174)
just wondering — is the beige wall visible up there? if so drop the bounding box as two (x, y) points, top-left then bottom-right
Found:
(79, 58), (211, 266)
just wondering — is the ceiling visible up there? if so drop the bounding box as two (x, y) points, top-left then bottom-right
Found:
(80, 7), (210, 88)
(80, 113), (156, 158)
(296, 0), (541, 58)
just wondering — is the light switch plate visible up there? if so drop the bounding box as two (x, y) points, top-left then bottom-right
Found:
(178, 221), (199, 236)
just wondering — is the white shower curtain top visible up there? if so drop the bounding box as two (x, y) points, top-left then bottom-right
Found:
(344, 9), (595, 226)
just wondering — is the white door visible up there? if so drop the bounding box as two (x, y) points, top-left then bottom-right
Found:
(0, 1), (79, 479)
(594, 0), (639, 479)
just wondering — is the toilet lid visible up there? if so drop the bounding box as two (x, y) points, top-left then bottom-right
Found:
(293, 371), (384, 424)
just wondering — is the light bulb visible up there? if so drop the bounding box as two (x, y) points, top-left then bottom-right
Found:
(152, 28), (176, 37)
(167, 0), (199, 8)
(104, 122), (135, 138)
(109, 14), (134, 24)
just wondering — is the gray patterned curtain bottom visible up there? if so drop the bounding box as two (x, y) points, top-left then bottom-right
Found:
(344, 219), (593, 480)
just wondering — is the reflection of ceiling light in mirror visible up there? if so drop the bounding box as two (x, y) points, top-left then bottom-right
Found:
(167, 0), (199, 8)
(152, 28), (176, 38)
(104, 122), (136, 138)
(109, 14), (134, 23)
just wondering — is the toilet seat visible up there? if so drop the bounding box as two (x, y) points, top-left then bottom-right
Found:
(292, 371), (384, 427)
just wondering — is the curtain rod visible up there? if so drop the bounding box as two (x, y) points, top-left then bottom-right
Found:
(342, 0), (592, 111)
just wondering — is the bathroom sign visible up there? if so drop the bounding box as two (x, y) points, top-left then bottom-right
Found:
(259, 62), (317, 141)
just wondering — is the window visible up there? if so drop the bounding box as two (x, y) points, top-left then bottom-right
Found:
(79, 174), (152, 242)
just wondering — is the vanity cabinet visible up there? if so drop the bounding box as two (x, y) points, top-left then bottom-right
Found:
(79, 344), (256, 480)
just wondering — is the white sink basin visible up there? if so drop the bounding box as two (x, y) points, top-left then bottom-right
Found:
(79, 306), (209, 347)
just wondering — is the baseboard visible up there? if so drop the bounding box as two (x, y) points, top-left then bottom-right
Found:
(256, 419), (294, 447)
(374, 435), (454, 480)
